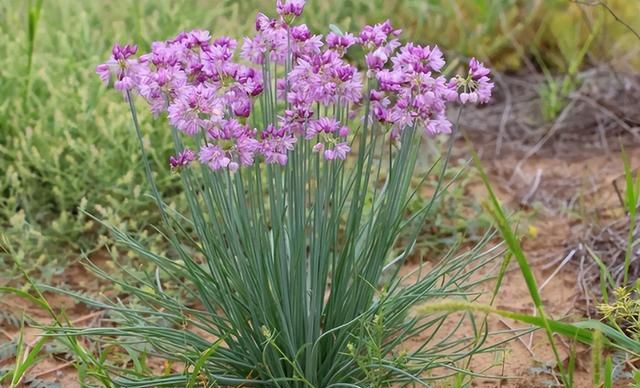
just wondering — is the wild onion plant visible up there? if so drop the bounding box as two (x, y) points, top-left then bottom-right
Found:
(50, 1), (500, 386)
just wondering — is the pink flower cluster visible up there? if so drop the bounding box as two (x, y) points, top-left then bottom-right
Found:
(97, 0), (493, 172)
(457, 58), (493, 104)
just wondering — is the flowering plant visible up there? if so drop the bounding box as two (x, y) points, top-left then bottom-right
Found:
(97, 3), (491, 171)
(55, 1), (498, 386)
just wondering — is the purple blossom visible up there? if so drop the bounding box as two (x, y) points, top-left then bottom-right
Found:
(365, 42), (482, 138)
(288, 50), (362, 105)
(469, 57), (491, 79)
(98, 9), (493, 170)
(137, 65), (187, 115)
(376, 69), (405, 91)
(290, 25), (324, 58)
(200, 119), (260, 171)
(306, 117), (342, 138)
(457, 58), (494, 105)
(365, 48), (388, 73)
(358, 20), (401, 52)
(291, 24), (311, 41)
(187, 30), (211, 47)
(199, 144), (231, 171)
(169, 148), (196, 170)
(168, 84), (223, 136)
(141, 41), (179, 68)
(392, 43), (445, 73)
(282, 105), (314, 135)
(96, 44), (140, 92)
(326, 32), (356, 54)
(276, 0), (305, 19)
(255, 13), (272, 32)
(444, 78), (460, 102)
(307, 118), (350, 161)
(112, 43), (138, 59)
(241, 19), (288, 65)
(203, 36), (236, 65)
(235, 66), (264, 96)
(425, 114), (452, 136)
(371, 93), (391, 123)
(260, 124), (297, 165)
(324, 142), (350, 160)
(232, 98), (252, 117)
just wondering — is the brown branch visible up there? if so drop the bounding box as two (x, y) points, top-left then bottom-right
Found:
(571, 0), (640, 41)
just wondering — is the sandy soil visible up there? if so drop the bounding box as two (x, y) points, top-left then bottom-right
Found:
(454, 149), (640, 387)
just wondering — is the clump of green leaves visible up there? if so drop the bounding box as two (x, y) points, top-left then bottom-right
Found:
(41, 1), (509, 383)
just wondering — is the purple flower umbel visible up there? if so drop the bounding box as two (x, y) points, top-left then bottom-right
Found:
(96, 44), (140, 92)
(457, 57), (494, 104)
(97, 0), (494, 171)
(169, 149), (196, 170)
(167, 84), (223, 136)
(199, 119), (260, 172)
(261, 124), (297, 165)
(306, 118), (351, 161)
(326, 32), (356, 54)
(276, 0), (305, 19)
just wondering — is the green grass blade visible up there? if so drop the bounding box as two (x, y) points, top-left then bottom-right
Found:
(604, 355), (613, 388)
(418, 300), (640, 355)
(24, 0), (44, 106)
(592, 330), (602, 387)
(186, 337), (225, 388)
(573, 320), (640, 356)
(621, 144), (638, 285)
(10, 331), (47, 387)
(467, 143), (569, 384)
(585, 245), (612, 301)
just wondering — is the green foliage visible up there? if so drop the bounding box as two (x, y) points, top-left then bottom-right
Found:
(588, 148), (640, 386)
(470, 149), (572, 386)
(37, 7), (509, 381)
(0, 283), (116, 387)
(538, 0), (640, 120)
(0, 1), (250, 280)
(537, 3), (605, 121)
(0, 318), (47, 388)
(604, 355), (613, 388)
(621, 146), (640, 286)
(301, 0), (639, 71)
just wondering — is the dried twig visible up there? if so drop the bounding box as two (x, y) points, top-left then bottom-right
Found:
(31, 360), (75, 379)
(571, 0), (640, 41)
(69, 311), (104, 325)
(498, 318), (535, 357)
(521, 168), (542, 205)
(0, 328), (13, 341)
(509, 98), (578, 184)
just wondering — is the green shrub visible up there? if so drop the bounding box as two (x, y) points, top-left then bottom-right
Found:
(0, 1), (252, 279)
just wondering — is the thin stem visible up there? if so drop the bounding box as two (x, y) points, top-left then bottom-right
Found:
(126, 90), (170, 226)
